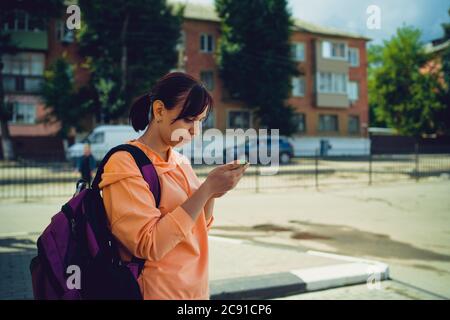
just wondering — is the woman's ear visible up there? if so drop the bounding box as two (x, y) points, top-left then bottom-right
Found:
(153, 100), (165, 121)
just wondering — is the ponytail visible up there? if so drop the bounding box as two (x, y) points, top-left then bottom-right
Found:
(129, 94), (153, 132)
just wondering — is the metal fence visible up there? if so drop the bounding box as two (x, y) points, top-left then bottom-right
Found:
(1, 149), (450, 201)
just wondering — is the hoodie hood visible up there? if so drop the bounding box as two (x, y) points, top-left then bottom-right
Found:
(98, 139), (190, 189)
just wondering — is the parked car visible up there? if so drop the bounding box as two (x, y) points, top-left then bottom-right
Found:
(223, 136), (294, 165)
(68, 125), (141, 163)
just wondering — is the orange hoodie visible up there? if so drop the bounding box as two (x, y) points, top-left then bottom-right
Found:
(98, 139), (214, 300)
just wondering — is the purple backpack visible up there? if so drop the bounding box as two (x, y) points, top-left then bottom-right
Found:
(30, 144), (160, 300)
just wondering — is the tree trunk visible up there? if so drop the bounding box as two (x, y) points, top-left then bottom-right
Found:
(120, 12), (129, 95)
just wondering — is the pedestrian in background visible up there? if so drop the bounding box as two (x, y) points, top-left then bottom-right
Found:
(76, 143), (97, 187)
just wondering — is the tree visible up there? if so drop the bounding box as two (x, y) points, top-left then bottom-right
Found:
(77, 0), (184, 123)
(0, 0), (64, 160)
(0, 32), (17, 160)
(367, 44), (388, 128)
(40, 57), (91, 156)
(370, 26), (446, 137)
(215, 0), (299, 136)
(437, 8), (450, 135)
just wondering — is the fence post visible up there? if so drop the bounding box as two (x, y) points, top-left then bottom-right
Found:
(415, 143), (419, 182)
(315, 149), (319, 190)
(255, 164), (260, 193)
(23, 158), (28, 203)
(369, 151), (372, 186)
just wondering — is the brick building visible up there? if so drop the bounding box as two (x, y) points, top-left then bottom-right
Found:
(1, 2), (371, 157)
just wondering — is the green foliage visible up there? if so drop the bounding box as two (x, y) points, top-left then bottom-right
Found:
(438, 8), (450, 136)
(215, 0), (299, 135)
(77, 0), (184, 122)
(40, 58), (90, 138)
(369, 26), (447, 136)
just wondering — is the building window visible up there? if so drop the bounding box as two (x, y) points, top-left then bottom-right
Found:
(200, 71), (214, 91)
(11, 103), (36, 124)
(293, 113), (306, 133)
(227, 110), (251, 129)
(317, 72), (347, 94)
(348, 115), (360, 134)
(291, 42), (305, 62)
(176, 30), (186, 50)
(348, 81), (359, 101)
(202, 111), (215, 129)
(291, 76), (305, 97)
(2, 53), (45, 93)
(200, 33), (214, 53)
(319, 114), (339, 132)
(322, 41), (347, 60)
(2, 53), (45, 76)
(2, 10), (45, 32)
(348, 48), (360, 67)
(56, 20), (75, 43)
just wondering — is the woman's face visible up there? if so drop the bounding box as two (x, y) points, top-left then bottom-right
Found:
(153, 99), (209, 148)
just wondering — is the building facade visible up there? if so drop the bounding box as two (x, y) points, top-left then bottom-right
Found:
(175, 3), (370, 155)
(1, 2), (371, 157)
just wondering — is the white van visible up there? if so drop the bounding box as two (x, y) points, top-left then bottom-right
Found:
(68, 125), (141, 162)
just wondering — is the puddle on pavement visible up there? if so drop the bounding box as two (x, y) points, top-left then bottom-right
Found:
(288, 220), (450, 262)
(213, 221), (450, 262)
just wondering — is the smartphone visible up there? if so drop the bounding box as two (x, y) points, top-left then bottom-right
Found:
(235, 159), (249, 167)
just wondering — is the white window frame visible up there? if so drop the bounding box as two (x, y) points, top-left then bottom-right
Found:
(2, 53), (45, 76)
(202, 109), (215, 130)
(226, 110), (252, 129)
(291, 42), (305, 62)
(294, 113), (306, 133)
(348, 81), (359, 101)
(322, 40), (348, 61)
(56, 20), (75, 43)
(176, 30), (186, 51)
(200, 70), (215, 91)
(3, 11), (44, 32)
(10, 102), (36, 124)
(318, 114), (339, 132)
(292, 76), (305, 97)
(317, 72), (348, 94)
(200, 33), (214, 53)
(348, 47), (360, 67)
(348, 115), (360, 134)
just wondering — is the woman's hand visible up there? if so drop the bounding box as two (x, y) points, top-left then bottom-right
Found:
(203, 161), (250, 198)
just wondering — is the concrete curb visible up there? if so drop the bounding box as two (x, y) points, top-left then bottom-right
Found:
(210, 251), (390, 300)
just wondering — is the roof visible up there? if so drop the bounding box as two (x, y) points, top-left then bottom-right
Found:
(170, 1), (221, 22)
(292, 18), (370, 41)
(169, 0), (370, 40)
(424, 39), (450, 55)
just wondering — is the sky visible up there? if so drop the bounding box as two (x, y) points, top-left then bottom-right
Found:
(183, 0), (449, 45)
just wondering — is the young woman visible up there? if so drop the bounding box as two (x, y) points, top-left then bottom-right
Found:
(98, 72), (249, 300)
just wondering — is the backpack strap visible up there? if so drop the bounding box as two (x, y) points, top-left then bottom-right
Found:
(91, 143), (161, 274)
(91, 144), (161, 207)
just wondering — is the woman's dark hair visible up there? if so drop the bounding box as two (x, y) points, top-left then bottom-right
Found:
(129, 72), (214, 131)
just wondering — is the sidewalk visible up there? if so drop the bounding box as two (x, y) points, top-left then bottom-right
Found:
(3, 180), (449, 300)
(209, 236), (389, 299)
(0, 233), (389, 300)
